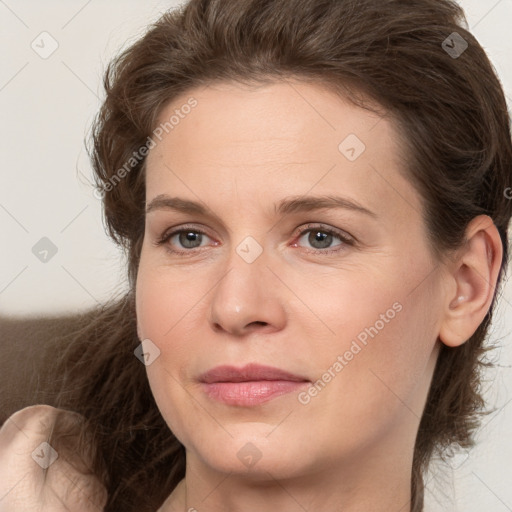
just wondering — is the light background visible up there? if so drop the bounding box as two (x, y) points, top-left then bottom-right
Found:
(0, 1), (511, 510)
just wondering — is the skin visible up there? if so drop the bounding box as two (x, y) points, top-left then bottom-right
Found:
(0, 405), (107, 511)
(135, 80), (503, 512)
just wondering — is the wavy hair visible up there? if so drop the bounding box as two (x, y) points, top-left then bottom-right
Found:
(46, 1), (512, 510)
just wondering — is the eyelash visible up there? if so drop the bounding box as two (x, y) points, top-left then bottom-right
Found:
(153, 223), (355, 257)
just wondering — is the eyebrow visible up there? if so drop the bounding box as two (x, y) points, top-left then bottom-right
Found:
(145, 194), (377, 219)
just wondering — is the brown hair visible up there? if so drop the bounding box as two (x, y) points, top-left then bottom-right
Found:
(47, 0), (512, 510)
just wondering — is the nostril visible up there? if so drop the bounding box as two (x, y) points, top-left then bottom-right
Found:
(251, 321), (267, 327)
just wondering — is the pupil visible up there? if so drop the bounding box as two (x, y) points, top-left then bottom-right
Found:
(311, 231), (331, 248)
(181, 231), (200, 248)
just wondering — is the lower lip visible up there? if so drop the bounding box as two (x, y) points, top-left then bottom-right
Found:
(202, 380), (310, 406)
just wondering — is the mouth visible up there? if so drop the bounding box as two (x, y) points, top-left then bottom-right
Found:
(199, 363), (310, 406)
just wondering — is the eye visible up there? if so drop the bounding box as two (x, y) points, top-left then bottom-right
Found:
(292, 224), (354, 254)
(154, 223), (355, 256)
(154, 225), (214, 256)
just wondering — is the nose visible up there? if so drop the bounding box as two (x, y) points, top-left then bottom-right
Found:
(208, 246), (287, 337)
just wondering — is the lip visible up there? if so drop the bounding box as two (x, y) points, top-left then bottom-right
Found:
(199, 363), (308, 384)
(199, 364), (310, 406)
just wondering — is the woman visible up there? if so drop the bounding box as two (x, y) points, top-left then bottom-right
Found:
(1, 0), (511, 510)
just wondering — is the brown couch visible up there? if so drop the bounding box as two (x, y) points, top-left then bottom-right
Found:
(0, 312), (94, 426)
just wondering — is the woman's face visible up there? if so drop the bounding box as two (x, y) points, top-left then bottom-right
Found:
(136, 80), (445, 481)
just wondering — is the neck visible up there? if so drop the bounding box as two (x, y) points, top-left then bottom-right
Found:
(160, 438), (414, 512)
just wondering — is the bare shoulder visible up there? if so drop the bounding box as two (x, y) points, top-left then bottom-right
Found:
(0, 404), (84, 446)
(0, 405), (107, 511)
(0, 404), (61, 434)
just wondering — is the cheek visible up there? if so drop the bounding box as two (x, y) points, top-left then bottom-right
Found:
(362, 293), (438, 409)
(302, 265), (440, 423)
(293, 302), (437, 464)
(135, 258), (199, 344)
(135, 264), (202, 443)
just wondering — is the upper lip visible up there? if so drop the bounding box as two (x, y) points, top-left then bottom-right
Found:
(199, 364), (309, 383)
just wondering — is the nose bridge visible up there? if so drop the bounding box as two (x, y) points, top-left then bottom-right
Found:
(208, 231), (286, 335)
(214, 232), (267, 310)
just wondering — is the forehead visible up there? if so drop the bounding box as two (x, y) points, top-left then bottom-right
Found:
(145, 80), (420, 226)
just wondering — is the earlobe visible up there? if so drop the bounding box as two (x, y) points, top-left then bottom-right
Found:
(439, 215), (503, 348)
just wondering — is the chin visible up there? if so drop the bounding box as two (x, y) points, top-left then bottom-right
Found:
(182, 426), (320, 480)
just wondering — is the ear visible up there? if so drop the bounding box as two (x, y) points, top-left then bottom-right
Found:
(439, 215), (503, 348)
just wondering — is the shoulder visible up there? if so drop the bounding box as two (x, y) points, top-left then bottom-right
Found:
(0, 405), (91, 465)
(0, 405), (108, 511)
(0, 404), (60, 441)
